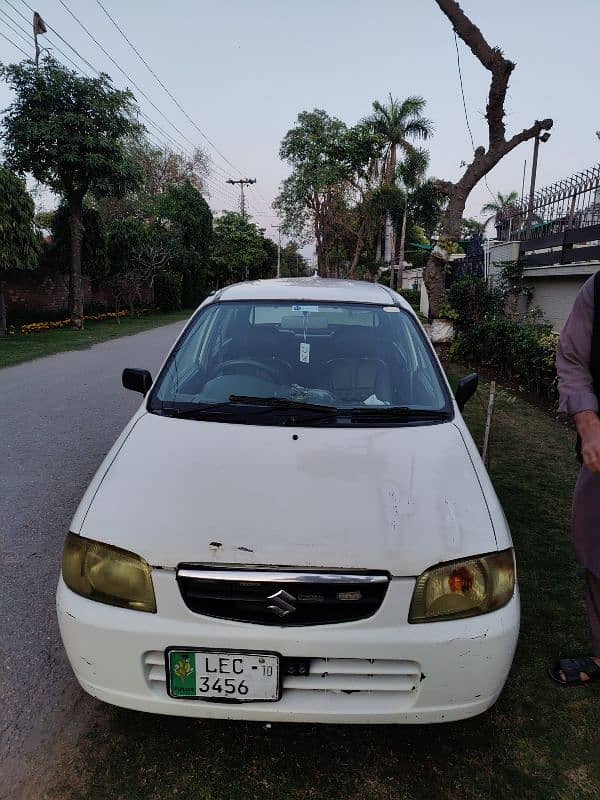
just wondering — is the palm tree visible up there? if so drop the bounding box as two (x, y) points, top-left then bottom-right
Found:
(369, 95), (433, 277)
(396, 148), (430, 291)
(481, 191), (520, 226)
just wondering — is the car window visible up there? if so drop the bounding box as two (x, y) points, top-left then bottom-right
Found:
(150, 300), (450, 421)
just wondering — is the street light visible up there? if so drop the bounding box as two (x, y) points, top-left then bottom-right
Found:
(525, 131), (551, 238)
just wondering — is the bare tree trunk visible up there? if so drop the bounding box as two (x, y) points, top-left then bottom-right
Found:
(349, 221), (366, 277)
(424, 0), (553, 318)
(384, 213), (394, 265)
(383, 144), (397, 272)
(68, 193), (85, 330)
(397, 206), (408, 292)
(0, 277), (7, 337)
(375, 229), (382, 262)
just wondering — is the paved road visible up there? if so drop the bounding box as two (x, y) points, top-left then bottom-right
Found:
(0, 322), (185, 800)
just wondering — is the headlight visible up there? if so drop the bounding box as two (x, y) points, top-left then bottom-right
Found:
(408, 549), (515, 623)
(62, 533), (156, 613)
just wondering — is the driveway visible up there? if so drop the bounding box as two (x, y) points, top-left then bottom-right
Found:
(0, 322), (185, 800)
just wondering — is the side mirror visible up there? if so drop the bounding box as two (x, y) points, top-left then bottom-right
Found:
(122, 368), (153, 395)
(454, 373), (478, 411)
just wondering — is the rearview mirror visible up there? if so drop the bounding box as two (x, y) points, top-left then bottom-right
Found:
(454, 373), (478, 411)
(122, 368), (153, 395)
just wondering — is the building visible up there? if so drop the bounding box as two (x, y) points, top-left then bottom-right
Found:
(490, 164), (600, 331)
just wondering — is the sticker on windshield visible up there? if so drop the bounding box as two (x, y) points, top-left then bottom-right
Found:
(299, 342), (310, 364)
(292, 305), (319, 313)
(383, 306), (400, 313)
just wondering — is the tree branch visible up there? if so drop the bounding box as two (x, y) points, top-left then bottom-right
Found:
(435, 0), (515, 146)
(434, 179), (455, 196)
(500, 118), (554, 155)
(436, 0), (499, 69)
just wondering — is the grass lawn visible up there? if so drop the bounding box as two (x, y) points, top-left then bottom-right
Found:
(0, 310), (191, 370)
(58, 368), (599, 800)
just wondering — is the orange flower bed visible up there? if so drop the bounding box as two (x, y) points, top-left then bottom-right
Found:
(9, 310), (130, 336)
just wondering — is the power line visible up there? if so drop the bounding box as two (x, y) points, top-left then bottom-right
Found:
(13, 0), (271, 217)
(54, 0), (204, 152)
(10, 1), (241, 211)
(453, 30), (475, 151)
(2, 5), (91, 76)
(452, 30), (496, 205)
(5, 0), (32, 27)
(96, 0), (244, 178)
(11, 2), (193, 165)
(55, 0), (258, 218)
(0, 28), (29, 58)
(15, 0), (100, 74)
(0, 7), (32, 40)
(95, 0), (276, 215)
(0, 12), (32, 49)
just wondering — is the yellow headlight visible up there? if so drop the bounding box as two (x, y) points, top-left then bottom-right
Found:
(62, 533), (156, 613)
(408, 549), (515, 623)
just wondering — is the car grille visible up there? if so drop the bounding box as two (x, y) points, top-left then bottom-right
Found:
(176, 567), (390, 625)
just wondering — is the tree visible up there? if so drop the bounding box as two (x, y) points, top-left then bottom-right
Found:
(0, 166), (40, 335)
(106, 217), (148, 278)
(280, 241), (308, 277)
(369, 95), (433, 267)
(95, 140), (210, 222)
(481, 190), (523, 240)
(44, 204), (108, 280)
(210, 212), (271, 286)
(422, 0), (552, 317)
(481, 190), (519, 225)
(0, 56), (141, 328)
(153, 180), (212, 306)
(274, 110), (380, 276)
(106, 219), (177, 316)
(461, 217), (486, 238)
(395, 149), (429, 289)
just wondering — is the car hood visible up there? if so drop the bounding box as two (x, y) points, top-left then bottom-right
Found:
(77, 412), (497, 576)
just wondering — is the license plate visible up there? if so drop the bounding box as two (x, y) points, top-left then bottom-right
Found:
(166, 648), (280, 701)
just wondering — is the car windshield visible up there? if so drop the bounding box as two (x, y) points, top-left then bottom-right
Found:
(148, 300), (451, 423)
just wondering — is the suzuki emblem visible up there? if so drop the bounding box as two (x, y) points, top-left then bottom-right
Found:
(267, 589), (297, 617)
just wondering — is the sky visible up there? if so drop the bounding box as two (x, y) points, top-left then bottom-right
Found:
(1, 0), (599, 257)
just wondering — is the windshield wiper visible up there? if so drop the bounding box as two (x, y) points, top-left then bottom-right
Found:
(229, 395), (338, 414)
(158, 401), (239, 418)
(157, 397), (339, 425)
(350, 406), (452, 422)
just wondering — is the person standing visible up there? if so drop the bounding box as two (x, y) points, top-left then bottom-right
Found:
(550, 272), (600, 685)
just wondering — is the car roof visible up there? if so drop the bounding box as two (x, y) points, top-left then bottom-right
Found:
(208, 277), (412, 310)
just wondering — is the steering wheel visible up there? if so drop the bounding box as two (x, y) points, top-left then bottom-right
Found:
(214, 358), (284, 384)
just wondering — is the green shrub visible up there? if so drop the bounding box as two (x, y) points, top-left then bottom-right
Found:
(154, 271), (182, 312)
(181, 268), (208, 309)
(447, 276), (503, 332)
(398, 288), (420, 312)
(451, 317), (557, 398)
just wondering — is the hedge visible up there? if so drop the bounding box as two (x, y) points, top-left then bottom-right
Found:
(450, 317), (557, 398)
(154, 271), (182, 312)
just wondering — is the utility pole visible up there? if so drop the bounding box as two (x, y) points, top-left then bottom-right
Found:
(226, 178), (256, 220)
(525, 132), (551, 239)
(272, 224), (282, 278)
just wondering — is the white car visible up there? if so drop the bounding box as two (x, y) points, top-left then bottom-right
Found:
(57, 277), (519, 724)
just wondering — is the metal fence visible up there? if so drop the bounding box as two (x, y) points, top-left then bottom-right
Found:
(495, 164), (600, 267)
(496, 164), (600, 241)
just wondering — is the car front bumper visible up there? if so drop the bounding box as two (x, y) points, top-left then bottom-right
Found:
(56, 571), (520, 724)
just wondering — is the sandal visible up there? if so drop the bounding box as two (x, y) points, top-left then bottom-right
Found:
(547, 656), (600, 687)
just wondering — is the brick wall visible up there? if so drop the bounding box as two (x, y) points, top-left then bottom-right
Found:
(2, 268), (151, 314)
